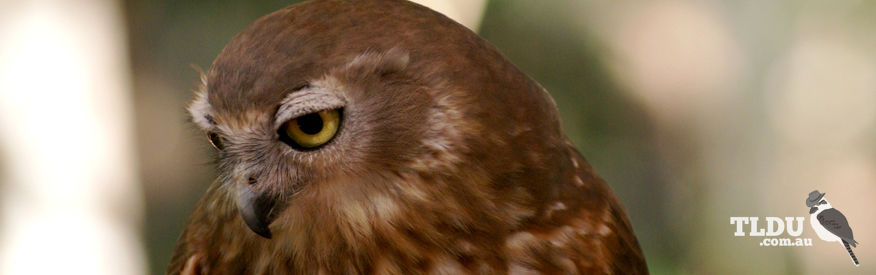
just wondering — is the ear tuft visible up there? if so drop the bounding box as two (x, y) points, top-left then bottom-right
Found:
(188, 67), (215, 130)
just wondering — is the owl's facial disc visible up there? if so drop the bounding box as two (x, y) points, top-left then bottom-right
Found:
(229, 85), (347, 238)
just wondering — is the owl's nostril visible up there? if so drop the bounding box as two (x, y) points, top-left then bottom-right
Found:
(248, 177), (257, 185)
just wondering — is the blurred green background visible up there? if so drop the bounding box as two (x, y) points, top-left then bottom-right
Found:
(2, 0), (874, 274)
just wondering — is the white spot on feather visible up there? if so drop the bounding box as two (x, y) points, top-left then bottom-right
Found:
(504, 231), (537, 251)
(430, 255), (466, 274)
(598, 224), (612, 236)
(508, 263), (539, 275)
(544, 201), (567, 218)
(372, 194), (399, 221)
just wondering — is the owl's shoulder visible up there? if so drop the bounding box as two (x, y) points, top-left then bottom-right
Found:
(500, 199), (647, 274)
(494, 144), (647, 274)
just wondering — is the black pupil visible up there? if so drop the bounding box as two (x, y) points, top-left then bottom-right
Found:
(297, 113), (324, 135)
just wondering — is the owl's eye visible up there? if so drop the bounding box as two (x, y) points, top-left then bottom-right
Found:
(279, 109), (341, 149)
(207, 132), (225, 151)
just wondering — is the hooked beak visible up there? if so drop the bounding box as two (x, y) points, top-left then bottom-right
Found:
(235, 184), (278, 239)
(809, 207), (817, 214)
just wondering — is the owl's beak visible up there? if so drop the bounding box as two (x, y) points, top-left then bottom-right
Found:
(235, 184), (277, 238)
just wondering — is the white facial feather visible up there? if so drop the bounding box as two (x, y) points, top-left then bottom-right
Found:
(188, 71), (214, 130)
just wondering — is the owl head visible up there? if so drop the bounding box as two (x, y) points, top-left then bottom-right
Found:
(187, 0), (569, 242)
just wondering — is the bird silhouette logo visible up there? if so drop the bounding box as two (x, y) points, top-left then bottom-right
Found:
(806, 190), (860, 266)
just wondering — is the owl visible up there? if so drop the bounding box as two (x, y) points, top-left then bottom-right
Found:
(167, 0), (647, 274)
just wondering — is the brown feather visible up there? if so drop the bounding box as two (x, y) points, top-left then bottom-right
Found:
(169, 0), (647, 274)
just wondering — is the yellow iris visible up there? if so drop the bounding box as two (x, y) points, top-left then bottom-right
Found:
(283, 109), (340, 149)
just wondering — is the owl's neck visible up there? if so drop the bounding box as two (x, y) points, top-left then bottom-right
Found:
(191, 142), (596, 273)
(212, 169), (538, 273)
